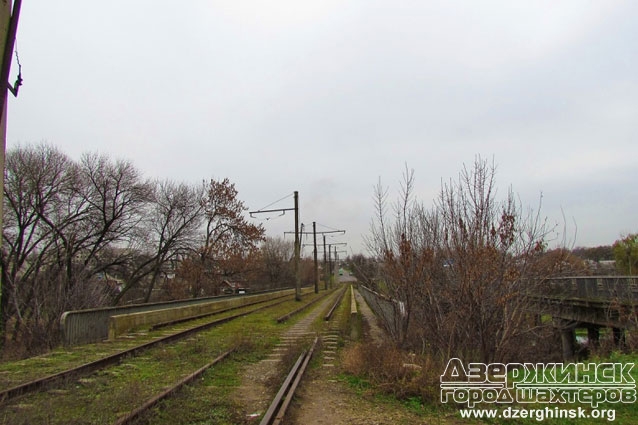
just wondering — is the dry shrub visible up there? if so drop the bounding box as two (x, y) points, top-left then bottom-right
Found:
(341, 341), (440, 402)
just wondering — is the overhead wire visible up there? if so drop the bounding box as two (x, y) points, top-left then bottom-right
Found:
(250, 192), (294, 221)
(255, 192), (293, 212)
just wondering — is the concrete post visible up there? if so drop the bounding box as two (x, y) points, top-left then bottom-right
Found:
(587, 325), (600, 348)
(555, 319), (576, 361)
(612, 327), (626, 349)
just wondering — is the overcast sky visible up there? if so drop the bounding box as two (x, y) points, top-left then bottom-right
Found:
(6, 1), (638, 255)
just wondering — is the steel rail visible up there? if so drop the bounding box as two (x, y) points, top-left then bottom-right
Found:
(0, 295), (292, 404)
(324, 285), (348, 321)
(259, 336), (319, 425)
(149, 292), (291, 331)
(276, 288), (335, 323)
(112, 347), (236, 425)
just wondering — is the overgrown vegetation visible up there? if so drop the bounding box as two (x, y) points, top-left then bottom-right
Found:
(341, 342), (439, 402)
(342, 159), (638, 423)
(364, 158), (565, 363)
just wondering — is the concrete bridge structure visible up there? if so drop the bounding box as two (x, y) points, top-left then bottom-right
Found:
(533, 276), (638, 360)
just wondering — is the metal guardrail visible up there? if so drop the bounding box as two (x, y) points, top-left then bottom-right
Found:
(358, 284), (401, 337)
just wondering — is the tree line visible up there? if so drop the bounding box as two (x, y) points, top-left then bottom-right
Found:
(0, 143), (302, 356)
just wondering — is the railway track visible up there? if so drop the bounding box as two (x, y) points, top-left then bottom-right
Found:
(257, 285), (351, 424)
(0, 290), (316, 405)
(259, 337), (319, 425)
(324, 284), (349, 321)
(106, 288), (343, 425)
(0, 287), (343, 424)
(228, 286), (348, 424)
(111, 347), (236, 425)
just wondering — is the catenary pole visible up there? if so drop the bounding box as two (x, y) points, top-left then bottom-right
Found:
(313, 222), (318, 293)
(293, 191), (301, 301)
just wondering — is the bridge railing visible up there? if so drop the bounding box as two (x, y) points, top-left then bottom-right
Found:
(358, 284), (405, 339)
(539, 276), (638, 301)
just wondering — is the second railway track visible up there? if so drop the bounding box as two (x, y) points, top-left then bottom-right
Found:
(0, 291), (297, 403)
(0, 288), (341, 425)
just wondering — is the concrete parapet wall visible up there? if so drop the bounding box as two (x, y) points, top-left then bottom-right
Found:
(61, 287), (294, 345)
(350, 285), (357, 315)
(107, 290), (292, 340)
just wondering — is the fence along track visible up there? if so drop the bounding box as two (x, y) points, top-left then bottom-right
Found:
(112, 347), (236, 425)
(259, 337), (319, 425)
(0, 295), (292, 404)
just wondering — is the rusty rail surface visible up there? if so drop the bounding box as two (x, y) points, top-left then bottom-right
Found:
(259, 337), (319, 425)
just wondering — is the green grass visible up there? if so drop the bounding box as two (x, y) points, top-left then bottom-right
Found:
(0, 293), (328, 424)
(0, 292), (313, 389)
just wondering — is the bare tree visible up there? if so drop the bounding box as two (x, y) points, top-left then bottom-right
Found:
(112, 180), (205, 303)
(1, 145), (156, 352)
(193, 178), (265, 293)
(367, 158), (559, 362)
(1, 144), (267, 355)
(1, 144), (74, 349)
(258, 237), (295, 288)
(76, 153), (153, 271)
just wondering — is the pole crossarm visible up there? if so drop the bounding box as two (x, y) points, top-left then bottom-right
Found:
(313, 242), (347, 247)
(248, 207), (295, 218)
(249, 191), (301, 300)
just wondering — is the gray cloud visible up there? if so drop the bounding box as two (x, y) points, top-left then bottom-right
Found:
(8, 0), (638, 254)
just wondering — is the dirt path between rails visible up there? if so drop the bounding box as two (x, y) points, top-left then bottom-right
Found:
(287, 287), (433, 425)
(233, 284), (460, 425)
(232, 290), (341, 423)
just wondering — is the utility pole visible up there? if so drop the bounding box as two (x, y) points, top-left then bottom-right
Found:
(294, 229), (345, 292)
(0, 0), (22, 349)
(0, 1), (21, 205)
(249, 191), (301, 301)
(327, 244), (332, 288)
(334, 246), (338, 285)
(312, 241), (346, 290)
(293, 191), (300, 300)
(312, 222), (318, 293)
(323, 235), (327, 291)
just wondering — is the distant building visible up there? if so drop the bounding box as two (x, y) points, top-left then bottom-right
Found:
(221, 279), (248, 294)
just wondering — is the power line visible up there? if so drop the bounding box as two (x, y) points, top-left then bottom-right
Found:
(316, 222), (342, 232)
(254, 192), (294, 212)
